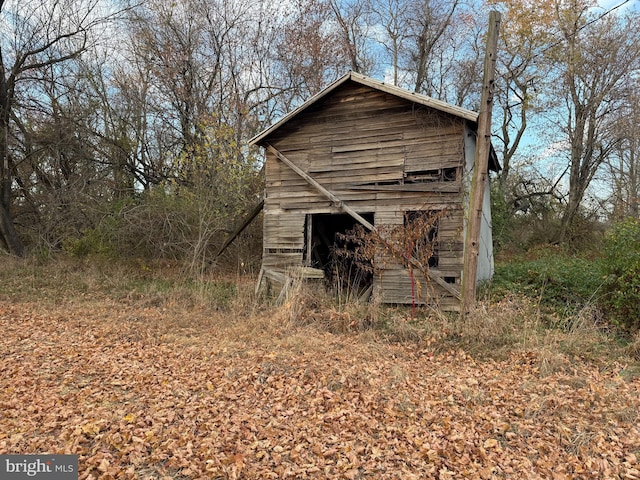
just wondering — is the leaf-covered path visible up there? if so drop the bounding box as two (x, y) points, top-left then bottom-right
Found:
(1, 299), (639, 479)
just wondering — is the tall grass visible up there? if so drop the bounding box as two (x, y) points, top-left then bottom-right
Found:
(2, 253), (638, 370)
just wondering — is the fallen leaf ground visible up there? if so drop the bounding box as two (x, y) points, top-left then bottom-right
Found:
(1, 291), (639, 479)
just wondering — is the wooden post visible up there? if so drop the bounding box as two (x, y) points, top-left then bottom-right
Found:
(461, 11), (501, 316)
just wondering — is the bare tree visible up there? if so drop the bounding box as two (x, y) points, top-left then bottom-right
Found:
(370, 0), (410, 85)
(447, 13), (484, 109)
(407, 0), (461, 95)
(367, 0), (478, 106)
(551, 4), (640, 242)
(489, 0), (557, 185)
(125, 0), (286, 172)
(605, 88), (640, 220)
(0, 0), (115, 256)
(329, 0), (376, 75)
(273, 0), (349, 101)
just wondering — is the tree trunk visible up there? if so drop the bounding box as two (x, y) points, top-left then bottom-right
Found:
(558, 188), (581, 243)
(0, 180), (25, 256)
(0, 77), (25, 256)
(627, 130), (639, 219)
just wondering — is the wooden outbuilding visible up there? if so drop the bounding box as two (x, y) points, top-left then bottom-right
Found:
(249, 71), (499, 310)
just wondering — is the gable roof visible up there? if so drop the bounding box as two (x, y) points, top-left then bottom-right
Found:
(249, 71), (480, 146)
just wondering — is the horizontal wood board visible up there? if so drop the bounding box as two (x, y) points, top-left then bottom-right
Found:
(259, 80), (469, 308)
(374, 268), (461, 310)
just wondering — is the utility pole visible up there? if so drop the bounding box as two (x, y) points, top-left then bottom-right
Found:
(461, 10), (501, 316)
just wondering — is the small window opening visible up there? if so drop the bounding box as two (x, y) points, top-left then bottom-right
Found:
(405, 167), (458, 183)
(442, 167), (457, 181)
(404, 210), (439, 269)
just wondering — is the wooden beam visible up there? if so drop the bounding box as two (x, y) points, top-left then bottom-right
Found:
(265, 143), (375, 230)
(266, 143), (460, 299)
(405, 255), (461, 299)
(305, 214), (312, 266)
(461, 11), (501, 315)
(212, 199), (264, 261)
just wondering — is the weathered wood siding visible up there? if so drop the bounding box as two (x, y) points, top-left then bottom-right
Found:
(370, 209), (464, 311)
(261, 81), (468, 307)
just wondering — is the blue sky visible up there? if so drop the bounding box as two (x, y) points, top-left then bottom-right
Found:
(596, 0), (639, 12)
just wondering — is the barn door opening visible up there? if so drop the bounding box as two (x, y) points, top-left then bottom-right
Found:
(304, 212), (374, 297)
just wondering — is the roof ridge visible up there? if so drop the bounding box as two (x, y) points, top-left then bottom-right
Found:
(249, 71), (479, 146)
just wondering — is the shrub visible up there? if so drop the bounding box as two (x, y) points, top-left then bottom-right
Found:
(488, 246), (605, 319)
(601, 218), (640, 332)
(602, 218), (640, 275)
(63, 214), (121, 259)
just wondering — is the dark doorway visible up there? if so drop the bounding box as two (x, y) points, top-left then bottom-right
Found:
(304, 212), (374, 295)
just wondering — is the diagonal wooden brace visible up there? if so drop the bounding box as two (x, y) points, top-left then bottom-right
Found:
(266, 143), (374, 230)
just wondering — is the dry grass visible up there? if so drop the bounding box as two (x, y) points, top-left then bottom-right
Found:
(626, 331), (640, 360)
(1, 254), (637, 371)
